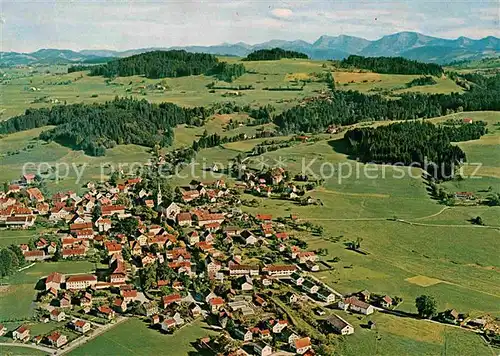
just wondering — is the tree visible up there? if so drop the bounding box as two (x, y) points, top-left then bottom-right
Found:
(114, 217), (139, 236)
(415, 295), (437, 318)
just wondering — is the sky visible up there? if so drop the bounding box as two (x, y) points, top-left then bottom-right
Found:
(1, 0), (499, 52)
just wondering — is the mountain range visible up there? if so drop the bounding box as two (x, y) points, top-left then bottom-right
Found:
(1, 32), (499, 67)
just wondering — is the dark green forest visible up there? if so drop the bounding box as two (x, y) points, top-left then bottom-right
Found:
(406, 76), (437, 88)
(339, 55), (444, 75)
(0, 98), (208, 156)
(344, 121), (487, 179)
(243, 48), (308, 61)
(69, 50), (245, 82)
(273, 74), (500, 133)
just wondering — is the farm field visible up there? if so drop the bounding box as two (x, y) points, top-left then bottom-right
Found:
(0, 346), (49, 355)
(68, 318), (217, 356)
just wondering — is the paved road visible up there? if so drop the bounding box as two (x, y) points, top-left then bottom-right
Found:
(0, 342), (56, 355)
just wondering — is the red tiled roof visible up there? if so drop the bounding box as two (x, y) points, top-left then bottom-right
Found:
(66, 274), (96, 283)
(295, 337), (311, 349)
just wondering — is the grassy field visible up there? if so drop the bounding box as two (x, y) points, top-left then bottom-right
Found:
(69, 318), (217, 356)
(0, 346), (49, 355)
(335, 311), (491, 356)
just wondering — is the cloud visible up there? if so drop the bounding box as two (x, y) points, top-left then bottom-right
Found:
(271, 8), (293, 19)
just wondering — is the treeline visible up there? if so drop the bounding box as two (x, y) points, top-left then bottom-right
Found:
(339, 55), (444, 76)
(243, 48), (308, 61)
(207, 62), (246, 82)
(68, 64), (94, 73)
(88, 50), (219, 79)
(344, 121), (486, 178)
(406, 76), (437, 88)
(0, 97), (207, 156)
(274, 74), (500, 133)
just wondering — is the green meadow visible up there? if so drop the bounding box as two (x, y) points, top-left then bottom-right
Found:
(68, 318), (217, 356)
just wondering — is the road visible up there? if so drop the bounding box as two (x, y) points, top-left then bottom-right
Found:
(0, 342), (56, 355)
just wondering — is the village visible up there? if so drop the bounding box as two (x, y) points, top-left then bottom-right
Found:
(0, 156), (498, 356)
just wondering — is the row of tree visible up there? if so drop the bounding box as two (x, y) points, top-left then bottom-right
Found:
(344, 121), (487, 179)
(339, 55), (444, 75)
(406, 76), (437, 88)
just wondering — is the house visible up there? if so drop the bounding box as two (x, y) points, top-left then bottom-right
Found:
(228, 262), (259, 276)
(262, 265), (297, 277)
(104, 241), (122, 256)
(253, 341), (272, 356)
(454, 192), (475, 200)
(0, 324), (6, 336)
(190, 303), (202, 317)
(173, 312), (185, 326)
(292, 337), (312, 355)
(306, 260), (320, 272)
(80, 292), (92, 306)
(97, 305), (115, 320)
(26, 187), (44, 202)
(463, 117), (473, 124)
(381, 295), (393, 308)
(177, 212), (192, 227)
(62, 247), (87, 259)
(50, 309), (66, 322)
(113, 298), (127, 313)
(302, 280), (319, 294)
(95, 217), (112, 232)
(338, 296), (374, 315)
(224, 226), (241, 237)
(101, 205), (126, 217)
(151, 314), (161, 325)
(73, 319), (91, 334)
(7, 216), (36, 229)
(286, 292), (299, 304)
(143, 302), (158, 317)
(234, 274), (253, 291)
(59, 294), (72, 308)
(22, 173), (36, 184)
(290, 272), (304, 286)
(359, 290), (371, 301)
(47, 241), (57, 254)
(296, 251), (317, 264)
(45, 272), (65, 291)
(255, 214), (272, 222)
(317, 288), (336, 304)
(186, 231), (200, 245)
(121, 289), (138, 303)
(326, 314), (354, 335)
(161, 318), (177, 331)
(272, 320), (288, 334)
(207, 296), (224, 313)
(66, 274), (97, 290)
(234, 327), (253, 342)
(47, 331), (67, 348)
(162, 293), (182, 308)
(23, 249), (46, 261)
(12, 325), (30, 341)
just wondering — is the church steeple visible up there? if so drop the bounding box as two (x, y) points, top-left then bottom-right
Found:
(156, 182), (162, 208)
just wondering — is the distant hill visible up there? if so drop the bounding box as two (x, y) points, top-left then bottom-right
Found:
(2, 31), (499, 66)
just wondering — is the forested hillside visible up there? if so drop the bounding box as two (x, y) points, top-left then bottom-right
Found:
(273, 74), (500, 133)
(70, 50), (246, 82)
(339, 55), (444, 75)
(0, 98), (207, 156)
(344, 121), (487, 178)
(243, 48), (308, 61)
